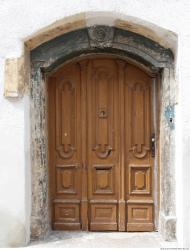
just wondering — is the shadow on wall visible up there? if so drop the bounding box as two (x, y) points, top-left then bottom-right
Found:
(0, 210), (27, 247)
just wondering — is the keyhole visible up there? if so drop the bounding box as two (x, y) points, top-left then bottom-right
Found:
(99, 110), (107, 118)
(99, 109), (108, 118)
(169, 117), (173, 123)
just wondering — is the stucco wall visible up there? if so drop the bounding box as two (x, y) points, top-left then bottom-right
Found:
(0, 0), (190, 247)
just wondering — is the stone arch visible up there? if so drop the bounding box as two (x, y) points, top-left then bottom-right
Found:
(25, 12), (177, 53)
(31, 26), (173, 72)
(27, 13), (177, 242)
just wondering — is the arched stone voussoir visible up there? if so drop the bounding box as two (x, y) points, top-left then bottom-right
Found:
(31, 26), (174, 73)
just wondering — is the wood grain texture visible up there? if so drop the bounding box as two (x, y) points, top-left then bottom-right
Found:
(48, 56), (155, 232)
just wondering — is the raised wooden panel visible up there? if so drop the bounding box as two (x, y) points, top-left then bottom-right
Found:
(126, 81), (151, 159)
(87, 59), (119, 231)
(90, 204), (117, 231)
(92, 165), (115, 194)
(124, 64), (153, 232)
(129, 165), (151, 195)
(56, 165), (78, 194)
(49, 63), (82, 231)
(54, 203), (81, 230)
(55, 78), (76, 159)
(127, 204), (153, 231)
(91, 65), (115, 159)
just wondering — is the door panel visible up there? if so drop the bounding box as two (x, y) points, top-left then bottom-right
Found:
(49, 57), (155, 232)
(87, 59), (119, 230)
(90, 204), (117, 231)
(49, 63), (82, 230)
(124, 64), (154, 231)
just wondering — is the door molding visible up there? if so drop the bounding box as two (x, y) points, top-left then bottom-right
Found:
(30, 26), (176, 241)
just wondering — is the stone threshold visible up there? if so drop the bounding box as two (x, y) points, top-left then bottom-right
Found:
(28, 231), (178, 248)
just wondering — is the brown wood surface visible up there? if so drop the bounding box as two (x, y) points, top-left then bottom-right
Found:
(48, 57), (155, 232)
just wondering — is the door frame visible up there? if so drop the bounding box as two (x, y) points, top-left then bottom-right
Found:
(30, 26), (176, 240)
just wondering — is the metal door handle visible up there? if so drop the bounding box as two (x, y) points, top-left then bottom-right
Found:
(151, 133), (155, 157)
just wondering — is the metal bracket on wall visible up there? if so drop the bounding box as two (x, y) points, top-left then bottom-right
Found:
(165, 104), (175, 130)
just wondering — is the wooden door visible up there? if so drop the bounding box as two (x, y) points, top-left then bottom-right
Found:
(124, 64), (154, 231)
(87, 59), (120, 231)
(49, 57), (155, 232)
(49, 63), (82, 230)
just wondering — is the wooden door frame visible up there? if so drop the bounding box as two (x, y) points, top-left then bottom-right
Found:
(30, 26), (176, 241)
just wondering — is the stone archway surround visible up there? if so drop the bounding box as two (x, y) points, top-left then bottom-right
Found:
(30, 25), (176, 241)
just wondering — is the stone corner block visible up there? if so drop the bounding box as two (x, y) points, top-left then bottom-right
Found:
(4, 57), (25, 98)
(159, 212), (177, 241)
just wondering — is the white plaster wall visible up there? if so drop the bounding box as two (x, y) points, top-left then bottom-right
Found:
(0, 0), (190, 247)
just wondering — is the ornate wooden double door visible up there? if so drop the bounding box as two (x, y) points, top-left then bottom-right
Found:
(49, 57), (155, 232)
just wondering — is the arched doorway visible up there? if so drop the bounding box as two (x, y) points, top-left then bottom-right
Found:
(30, 25), (175, 240)
(48, 55), (157, 232)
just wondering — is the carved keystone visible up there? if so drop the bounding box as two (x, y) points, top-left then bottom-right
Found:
(88, 26), (114, 48)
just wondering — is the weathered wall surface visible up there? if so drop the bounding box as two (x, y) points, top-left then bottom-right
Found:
(0, 0), (190, 247)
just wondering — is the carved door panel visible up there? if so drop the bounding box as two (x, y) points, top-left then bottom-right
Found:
(49, 63), (83, 230)
(49, 57), (155, 232)
(124, 64), (154, 231)
(87, 59), (120, 231)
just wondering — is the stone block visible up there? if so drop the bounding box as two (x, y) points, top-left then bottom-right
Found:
(159, 212), (176, 241)
(4, 57), (25, 98)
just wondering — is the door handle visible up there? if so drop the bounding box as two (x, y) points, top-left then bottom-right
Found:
(151, 133), (155, 157)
